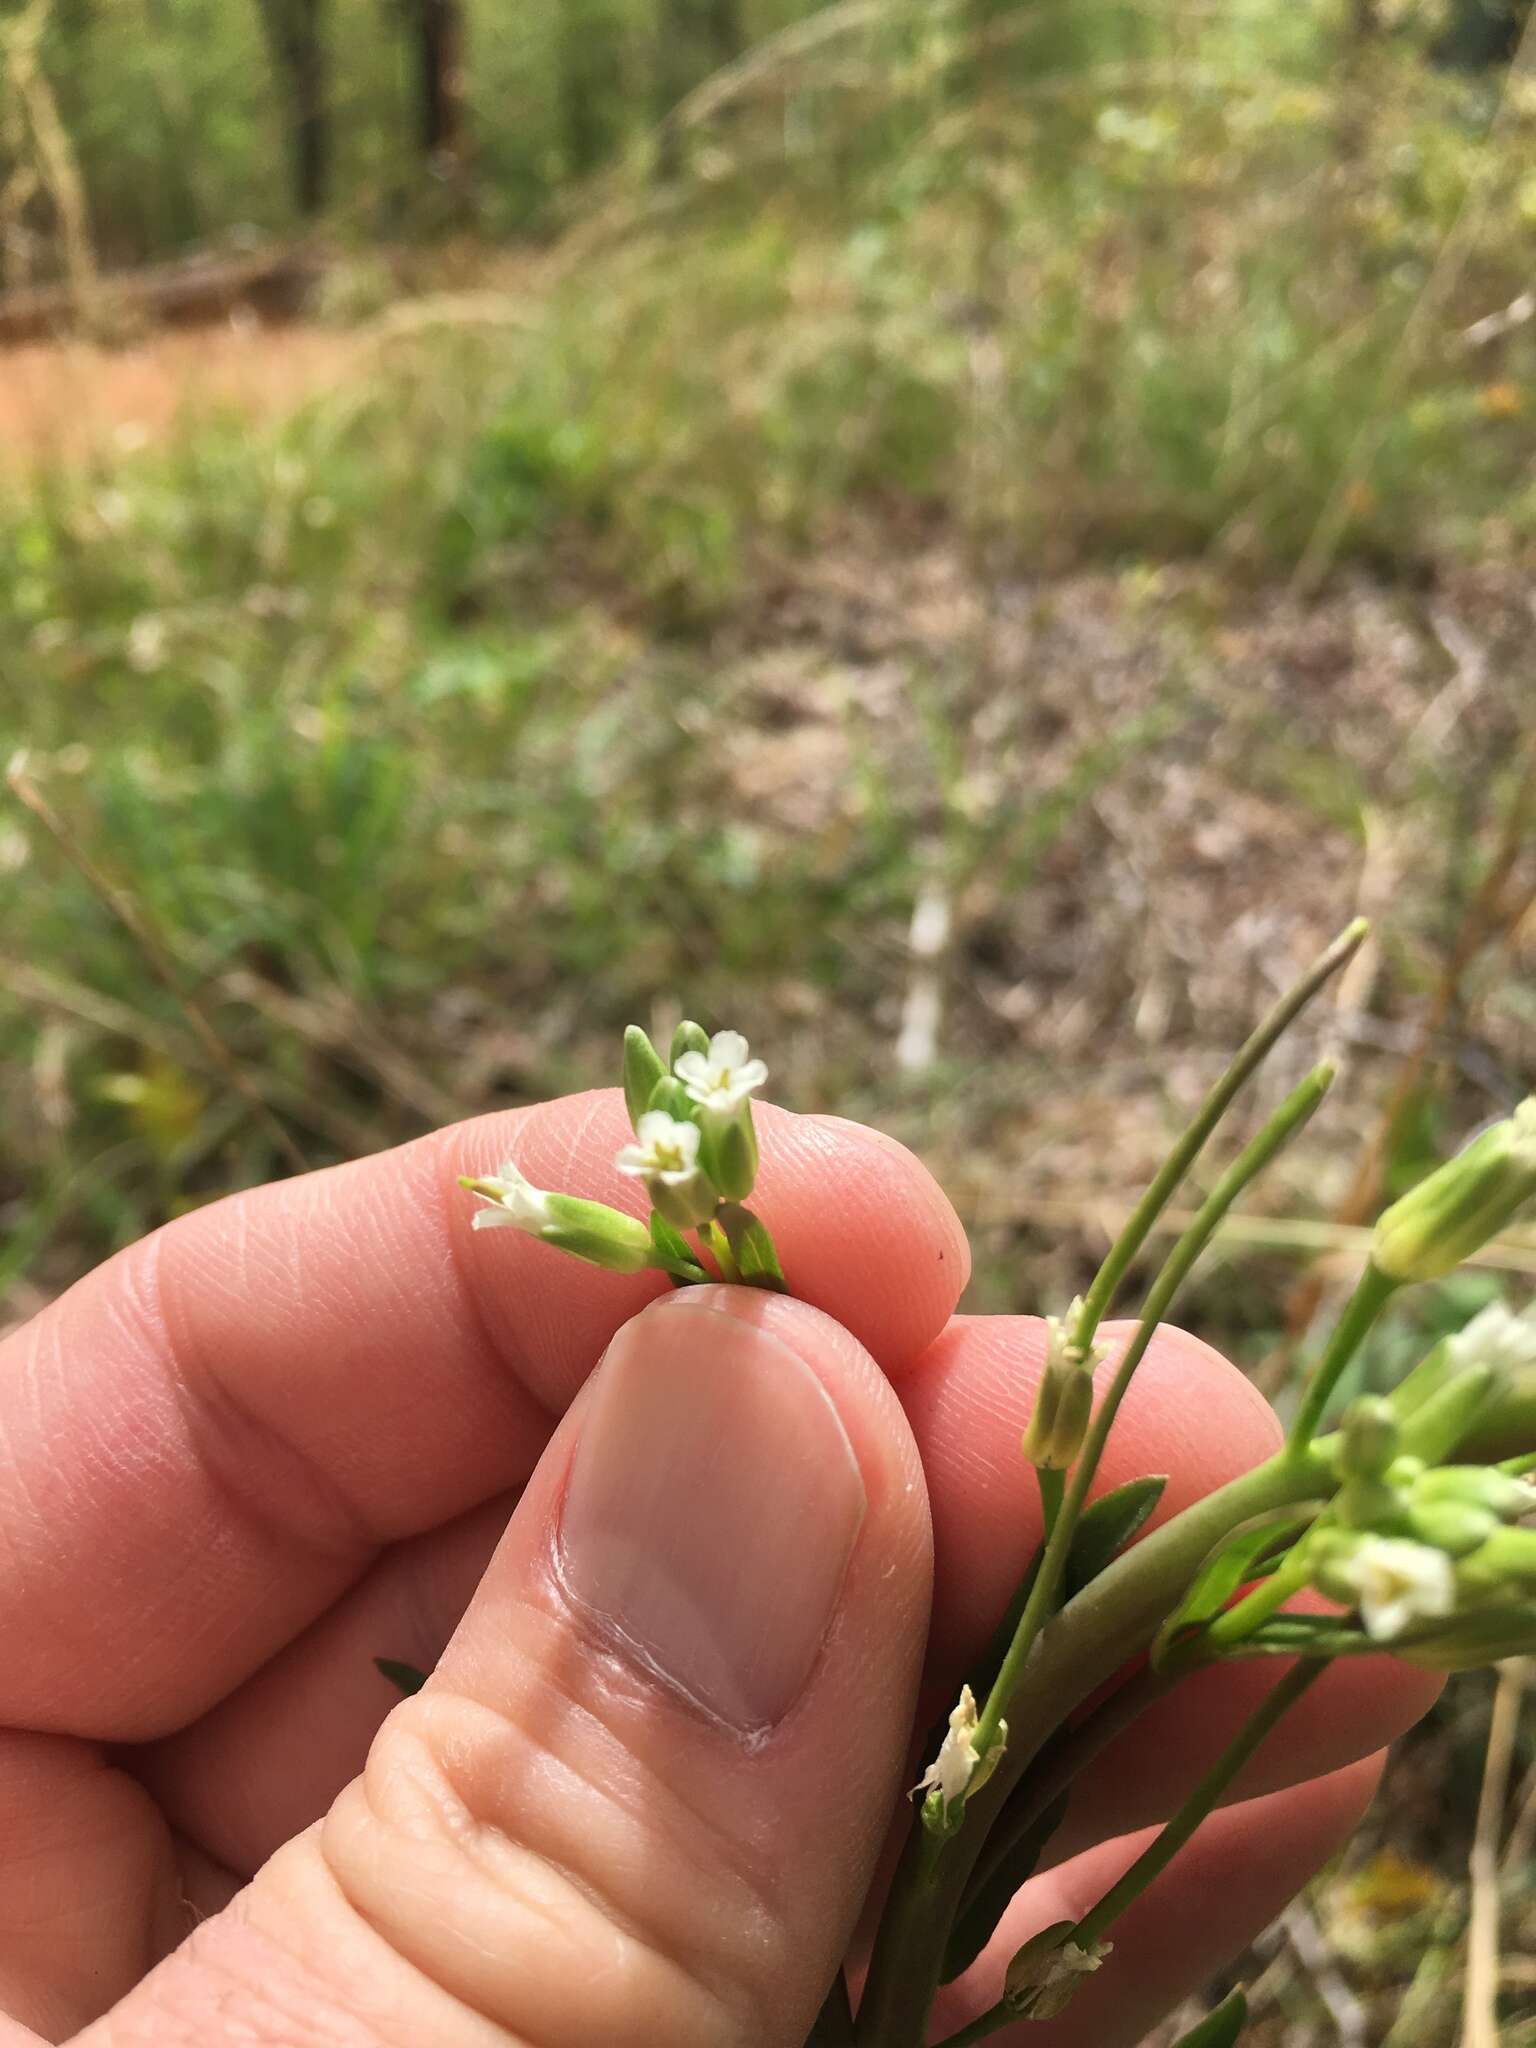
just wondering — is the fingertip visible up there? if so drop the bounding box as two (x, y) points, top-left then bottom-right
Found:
(903, 1315), (1283, 1673)
(753, 1108), (971, 1370)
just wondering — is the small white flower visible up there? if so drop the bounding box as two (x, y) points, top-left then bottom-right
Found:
(461, 1159), (554, 1234)
(1336, 1536), (1457, 1641)
(914, 1685), (1003, 1808)
(1447, 1300), (1536, 1378)
(1004, 1928), (1112, 2018)
(615, 1111), (703, 1186)
(1044, 1294), (1108, 1376)
(674, 1029), (769, 1115)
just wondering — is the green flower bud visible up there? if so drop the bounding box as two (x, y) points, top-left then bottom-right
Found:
(671, 1018), (711, 1065)
(648, 1074), (697, 1123)
(541, 1194), (657, 1273)
(1411, 1464), (1535, 1522)
(1371, 1100), (1536, 1283)
(622, 1026), (668, 1129)
(1338, 1396), (1400, 1482)
(1396, 1364), (1497, 1464)
(1454, 1524), (1536, 1597)
(1407, 1500), (1500, 1559)
(699, 1102), (759, 1202)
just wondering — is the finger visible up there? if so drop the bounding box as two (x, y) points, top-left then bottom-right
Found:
(0, 1094), (964, 1739)
(932, 1757), (1382, 2048)
(902, 1317), (1438, 1830)
(135, 1313), (1435, 1882)
(136, 1497), (512, 1877)
(80, 1289), (932, 2048)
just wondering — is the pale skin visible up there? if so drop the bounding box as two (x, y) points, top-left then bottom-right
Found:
(0, 1093), (1439, 2048)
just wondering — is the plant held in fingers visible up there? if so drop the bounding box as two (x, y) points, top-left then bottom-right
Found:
(451, 926), (1536, 2048)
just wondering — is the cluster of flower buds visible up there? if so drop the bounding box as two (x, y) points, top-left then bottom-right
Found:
(912, 1684), (1008, 1837)
(460, 1024), (785, 1289)
(1297, 1301), (1536, 1661)
(1021, 1296), (1108, 1472)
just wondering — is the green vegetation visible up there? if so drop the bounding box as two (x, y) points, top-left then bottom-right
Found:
(3, 3), (1536, 2036)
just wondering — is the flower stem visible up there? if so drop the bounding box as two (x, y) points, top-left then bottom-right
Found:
(1072, 919), (1366, 1353)
(701, 1218), (741, 1283)
(1286, 1260), (1400, 1455)
(1070, 1661), (1324, 1951)
(929, 2007), (1019, 2048)
(853, 1444), (1336, 2045)
(971, 1063), (1334, 1762)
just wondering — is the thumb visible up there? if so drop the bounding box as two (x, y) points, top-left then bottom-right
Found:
(82, 1289), (932, 2048)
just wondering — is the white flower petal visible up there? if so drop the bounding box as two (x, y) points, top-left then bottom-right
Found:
(707, 1029), (751, 1069)
(673, 1050), (711, 1089)
(615, 1144), (653, 1178)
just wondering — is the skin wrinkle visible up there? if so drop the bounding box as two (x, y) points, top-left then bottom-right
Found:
(428, 1607), (787, 1970)
(329, 1703), (748, 2048)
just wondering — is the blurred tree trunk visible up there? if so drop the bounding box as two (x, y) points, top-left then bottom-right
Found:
(256, 0), (329, 217)
(410, 0), (465, 167)
(1434, 0), (1534, 65)
(557, 0), (623, 174)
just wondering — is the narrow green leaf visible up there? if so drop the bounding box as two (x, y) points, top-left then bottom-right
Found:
(375, 1657), (428, 1696)
(622, 1026), (667, 1129)
(649, 1209), (695, 1265)
(719, 1203), (788, 1291)
(1171, 1989), (1247, 2048)
(1151, 1511), (1313, 1669)
(1064, 1475), (1168, 1596)
(940, 1792), (1071, 1984)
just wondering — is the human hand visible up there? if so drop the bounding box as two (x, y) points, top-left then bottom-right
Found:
(0, 1094), (1435, 2047)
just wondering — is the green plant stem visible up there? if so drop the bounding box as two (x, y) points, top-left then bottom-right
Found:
(1286, 1260), (1400, 1453)
(701, 1218), (740, 1282)
(1071, 1661), (1324, 1949)
(853, 1442), (1335, 2045)
(1198, 1543), (1318, 1655)
(960, 1663), (1176, 1916)
(929, 2006), (1018, 2048)
(1036, 1464), (1065, 1545)
(1072, 919), (1366, 1351)
(971, 1064), (1334, 1763)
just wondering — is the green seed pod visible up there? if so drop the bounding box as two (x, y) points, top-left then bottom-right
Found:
(1022, 1364), (1094, 1472)
(1372, 1101), (1536, 1283)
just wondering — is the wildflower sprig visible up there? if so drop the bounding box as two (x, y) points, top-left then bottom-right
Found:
(461, 1021), (785, 1290)
(445, 938), (1536, 2048)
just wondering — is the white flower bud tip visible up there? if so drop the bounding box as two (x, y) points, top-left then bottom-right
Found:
(459, 1159), (555, 1234)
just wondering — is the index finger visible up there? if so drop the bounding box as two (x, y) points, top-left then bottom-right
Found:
(1, 1092), (967, 1740)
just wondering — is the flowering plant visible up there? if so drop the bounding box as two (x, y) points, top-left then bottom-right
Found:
(456, 926), (1536, 2048)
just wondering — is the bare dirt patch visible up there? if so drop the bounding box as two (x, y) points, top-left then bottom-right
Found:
(0, 321), (358, 469)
